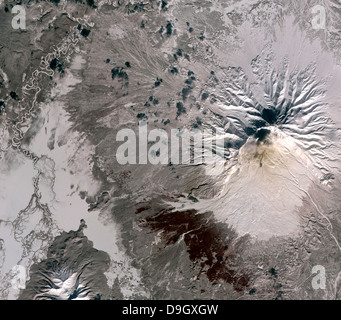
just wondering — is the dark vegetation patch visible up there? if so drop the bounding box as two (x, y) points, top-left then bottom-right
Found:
(161, 0), (167, 10)
(192, 117), (202, 128)
(181, 87), (192, 101)
(49, 58), (64, 74)
(154, 77), (163, 87)
(201, 92), (209, 101)
(80, 29), (91, 37)
(137, 113), (148, 120)
(199, 32), (205, 41)
(10, 91), (19, 100)
(111, 67), (129, 81)
(169, 67), (178, 74)
(166, 21), (173, 36)
(0, 101), (5, 114)
(176, 101), (186, 118)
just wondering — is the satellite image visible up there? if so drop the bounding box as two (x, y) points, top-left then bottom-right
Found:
(0, 0), (340, 301)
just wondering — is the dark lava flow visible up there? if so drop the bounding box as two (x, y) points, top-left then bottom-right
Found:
(136, 201), (250, 292)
